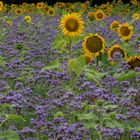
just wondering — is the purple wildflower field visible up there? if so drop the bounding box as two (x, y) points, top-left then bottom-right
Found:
(0, 1), (140, 140)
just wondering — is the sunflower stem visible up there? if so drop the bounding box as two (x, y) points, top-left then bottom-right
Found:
(69, 37), (73, 59)
(68, 37), (75, 91)
(96, 56), (99, 67)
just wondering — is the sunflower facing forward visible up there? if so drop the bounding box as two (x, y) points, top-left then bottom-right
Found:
(108, 44), (126, 61)
(127, 56), (140, 69)
(60, 13), (84, 37)
(82, 33), (105, 58)
(94, 10), (105, 21)
(117, 22), (133, 41)
(47, 8), (55, 16)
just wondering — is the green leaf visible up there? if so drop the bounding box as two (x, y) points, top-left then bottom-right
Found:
(42, 59), (60, 70)
(84, 66), (107, 83)
(0, 103), (11, 111)
(106, 39), (116, 46)
(77, 113), (95, 121)
(136, 36), (140, 41)
(113, 70), (139, 81)
(104, 105), (118, 110)
(51, 35), (67, 49)
(0, 56), (5, 66)
(0, 130), (19, 140)
(6, 114), (25, 122)
(67, 56), (86, 76)
(106, 120), (124, 130)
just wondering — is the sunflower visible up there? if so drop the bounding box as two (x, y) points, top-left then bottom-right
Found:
(21, 2), (28, 8)
(94, 10), (105, 21)
(108, 44), (126, 60)
(127, 56), (140, 69)
(82, 33), (105, 58)
(133, 13), (139, 20)
(15, 8), (23, 15)
(130, 0), (137, 5)
(0, 1), (3, 8)
(87, 12), (95, 21)
(24, 16), (32, 23)
(110, 20), (120, 32)
(117, 0), (123, 4)
(36, 2), (44, 9)
(10, 4), (16, 9)
(60, 13), (84, 37)
(47, 8), (55, 16)
(117, 22), (133, 41)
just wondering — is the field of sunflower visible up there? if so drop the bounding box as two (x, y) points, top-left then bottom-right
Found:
(0, 0), (140, 140)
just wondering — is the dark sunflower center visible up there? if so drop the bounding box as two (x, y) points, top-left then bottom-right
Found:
(49, 10), (54, 15)
(128, 58), (140, 69)
(110, 48), (125, 58)
(86, 36), (103, 53)
(120, 26), (131, 36)
(112, 23), (119, 28)
(38, 4), (41, 7)
(65, 18), (79, 32)
(97, 12), (103, 19)
(17, 10), (21, 14)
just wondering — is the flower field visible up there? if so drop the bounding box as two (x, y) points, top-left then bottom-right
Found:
(0, 0), (140, 140)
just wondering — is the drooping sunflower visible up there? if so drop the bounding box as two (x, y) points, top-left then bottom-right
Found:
(24, 16), (32, 23)
(47, 8), (55, 16)
(82, 33), (105, 58)
(94, 10), (105, 21)
(15, 8), (23, 15)
(108, 44), (126, 60)
(110, 20), (120, 32)
(87, 12), (95, 21)
(60, 13), (84, 37)
(133, 13), (139, 20)
(117, 22), (133, 41)
(127, 56), (140, 69)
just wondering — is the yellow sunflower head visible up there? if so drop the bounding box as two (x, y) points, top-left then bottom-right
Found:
(117, 22), (134, 41)
(21, 2), (28, 8)
(133, 13), (139, 20)
(127, 56), (140, 69)
(108, 44), (126, 62)
(0, 1), (3, 8)
(60, 13), (84, 37)
(36, 2), (44, 9)
(130, 0), (137, 5)
(110, 20), (120, 32)
(117, 0), (123, 4)
(24, 16), (32, 23)
(94, 10), (105, 21)
(15, 8), (23, 15)
(87, 12), (95, 21)
(47, 8), (55, 16)
(82, 33), (105, 58)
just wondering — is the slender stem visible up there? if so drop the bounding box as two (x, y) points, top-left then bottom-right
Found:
(96, 56), (99, 67)
(69, 37), (72, 59)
